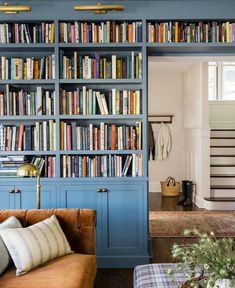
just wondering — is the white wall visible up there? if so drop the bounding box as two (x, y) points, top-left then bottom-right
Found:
(184, 63), (210, 207)
(148, 61), (186, 192)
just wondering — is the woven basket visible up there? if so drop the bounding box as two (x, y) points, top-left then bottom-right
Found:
(161, 177), (180, 197)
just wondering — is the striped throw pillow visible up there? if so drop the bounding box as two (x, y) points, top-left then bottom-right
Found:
(0, 216), (22, 275)
(0, 215), (72, 276)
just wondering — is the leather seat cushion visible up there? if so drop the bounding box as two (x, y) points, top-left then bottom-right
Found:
(0, 253), (97, 288)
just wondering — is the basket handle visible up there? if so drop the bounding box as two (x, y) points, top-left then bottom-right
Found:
(166, 176), (173, 183)
(167, 177), (176, 186)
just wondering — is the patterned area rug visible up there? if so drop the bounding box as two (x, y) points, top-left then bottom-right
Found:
(149, 211), (235, 238)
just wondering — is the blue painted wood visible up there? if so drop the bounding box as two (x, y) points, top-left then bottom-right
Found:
(58, 183), (102, 255)
(13, 184), (57, 209)
(58, 180), (148, 267)
(0, 80), (55, 84)
(0, 185), (15, 209)
(59, 150), (144, 155)
(99, 181), (148, 267)
(0, 179), (58, 209)
(59, 79), (143, 84)
(147, 43), (235, 56)
(2, 1), (234, 21)
(59, 184), (98, 209)
(2, 0), (235, 268)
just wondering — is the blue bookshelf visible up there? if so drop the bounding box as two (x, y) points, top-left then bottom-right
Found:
(1, 0), (235, 268)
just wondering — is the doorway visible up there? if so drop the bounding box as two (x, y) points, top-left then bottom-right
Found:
(148, 56), (235, 211)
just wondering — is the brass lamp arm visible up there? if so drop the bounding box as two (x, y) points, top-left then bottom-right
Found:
(0, 3), (31, 14)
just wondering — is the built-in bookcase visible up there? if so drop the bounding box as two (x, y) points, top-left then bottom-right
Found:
(147, 20), (235, 43)
(0, 0), (233, 267)
(0, 19), (144, 180)
(58, 19), (144, 179)
(0, 16), (148, 268)
(0, 20), (56, 178)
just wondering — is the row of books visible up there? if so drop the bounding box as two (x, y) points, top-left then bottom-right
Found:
(60, 121), (142, 151)
(0, 55), (55, 80)
(60, 51), (142, 79)
(0, 86), (55, 116)
(31, 156), (55, 177)
(147, 21), (235, 43)
(60, 87), (141, 115)
(0, 155), (28, 176)
(61, 154), (143, 178)
(59, 21), (142, 43)
(0, 22), (55, 44)
(0, 121), (56, 151)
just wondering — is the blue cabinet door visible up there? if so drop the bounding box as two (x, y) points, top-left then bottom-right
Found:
(59, 183), (101, 254)
(59, 181), (148, 268)
(59, 183), (99, 210)
(14, 184), (57, 209)
(99, 182), (149, 267)
(0, 184), (15, 209)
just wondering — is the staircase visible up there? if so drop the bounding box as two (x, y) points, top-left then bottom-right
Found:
(204, 129), (235, 210)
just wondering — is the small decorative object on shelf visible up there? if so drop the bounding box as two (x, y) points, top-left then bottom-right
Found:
(168, 229), (235, 288)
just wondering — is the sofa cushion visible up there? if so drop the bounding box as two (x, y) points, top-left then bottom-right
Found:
(0, 215), (72, 276)
(0, 253), (97, 288)
(0, 216), (22, 276)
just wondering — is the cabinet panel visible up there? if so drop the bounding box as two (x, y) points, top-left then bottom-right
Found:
(0, 181), (58, 210)
(14, 185), (57, 209)
(59, 184), (99, 210)
(0, 185), (15, 209)
(99, 182), (148, 267)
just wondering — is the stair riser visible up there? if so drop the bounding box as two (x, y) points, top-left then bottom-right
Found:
(211, 178), (235, 185)
(210, 166), (235, 174)
(205, 200), (235, 210)
(210, 189), (235, 197)
(210, 139), (235, 146)
(210, 147), (235, 155)
(210, 157), (235, 165)
(211, 131), (235, 137)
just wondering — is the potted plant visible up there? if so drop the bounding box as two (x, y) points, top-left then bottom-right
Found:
(168, 229), (235, 288)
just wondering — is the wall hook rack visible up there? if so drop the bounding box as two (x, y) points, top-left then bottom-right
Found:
(148, 114), (174, 124)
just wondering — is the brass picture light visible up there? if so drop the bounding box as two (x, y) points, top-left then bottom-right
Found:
(0, 2), (31, 14)
(17, 163), (41, 209)
(74, 2), (124, 14)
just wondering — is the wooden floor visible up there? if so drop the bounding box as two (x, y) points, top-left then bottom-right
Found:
(94, 193), (200, 288)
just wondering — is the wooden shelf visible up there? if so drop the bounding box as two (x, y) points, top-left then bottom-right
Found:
(59, 79), (143, 84)
(147, 42), (235, 55)
(0, 80), (55, 85)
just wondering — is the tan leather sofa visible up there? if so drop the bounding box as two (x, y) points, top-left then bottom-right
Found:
(0, 209), (97, 288)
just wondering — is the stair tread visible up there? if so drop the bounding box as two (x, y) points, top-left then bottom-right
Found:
(211, 129), (235, 131)
(210, 174), (235, 178)
(210, 146), (235, 148)
(204, 197), (235, 202)
(211, 185), (235, 189)
(210, 154), (235, 157)
(210, 164), (235, 167)
(210, 137), (235, 139)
